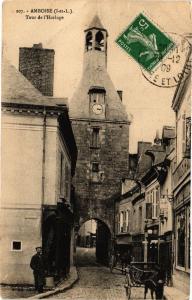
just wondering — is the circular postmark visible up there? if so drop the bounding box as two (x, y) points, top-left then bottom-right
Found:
(142, 33), (191, 88)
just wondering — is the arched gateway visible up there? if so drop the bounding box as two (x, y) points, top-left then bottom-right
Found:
(77, 218), (112, 265)
(69, 15), (130, 264)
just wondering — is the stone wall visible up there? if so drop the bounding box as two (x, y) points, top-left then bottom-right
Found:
(72, 120), (129, 230)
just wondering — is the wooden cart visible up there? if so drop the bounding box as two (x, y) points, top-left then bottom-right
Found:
(124, 262), (159, 299)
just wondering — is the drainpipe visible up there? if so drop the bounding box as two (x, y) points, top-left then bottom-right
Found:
(41, 108), (47, 237)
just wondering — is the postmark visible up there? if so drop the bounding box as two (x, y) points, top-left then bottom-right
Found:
(141, 33), (191, 88)
(116, 13), (175, 72)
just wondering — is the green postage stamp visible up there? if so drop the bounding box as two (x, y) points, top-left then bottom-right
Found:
(116, 13), (175, 72)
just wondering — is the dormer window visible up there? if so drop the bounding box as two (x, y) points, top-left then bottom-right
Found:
(89, 87), (106, 118)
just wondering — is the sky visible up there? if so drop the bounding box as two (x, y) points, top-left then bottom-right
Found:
(3, 0), (192, 152)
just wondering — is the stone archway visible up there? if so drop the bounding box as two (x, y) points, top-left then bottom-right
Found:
(76, 217), (112, 266)
(79, 215), (113, 235)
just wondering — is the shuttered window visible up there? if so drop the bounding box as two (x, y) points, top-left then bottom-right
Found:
(91, 128), (100, 148)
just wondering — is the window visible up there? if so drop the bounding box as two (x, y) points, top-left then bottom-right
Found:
(146, 203), (152, 219)
(60, 153), (64, 195)
(145, 187), (159, 220)
(127, 210), (130, 231)
(177, 210), (185, 267)
(185, 117), (191, 157)
(176, 205), (190, 271)
(182, 114), (191, 158)
(187, 206), (190, 269)
(139, 206), (142, 231)
(11, 241), (22, 251)
(91, 128), (100, 148)
(152, 188), (158, 219)
(92, 162), (99, 172)
(91, 162), (103, 183)
(117, 213), (121, 233)
(182, 114), (186, 157)
(123, 211), (127, 232)
(65, 163), (70, 200)
(120, 211), (124, 232)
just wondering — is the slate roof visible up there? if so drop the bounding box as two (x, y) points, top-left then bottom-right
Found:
(145, 144), (166, 166)
(134, 142), (152, 179)
(85, 15), (107, 33)
(2, 60), (68, 107)
(2, 61), (43, 101)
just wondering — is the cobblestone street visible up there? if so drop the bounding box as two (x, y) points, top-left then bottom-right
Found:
(51, 247), (150, 300)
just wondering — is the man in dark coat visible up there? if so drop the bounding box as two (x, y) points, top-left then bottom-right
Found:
(30, 247), (45, 293)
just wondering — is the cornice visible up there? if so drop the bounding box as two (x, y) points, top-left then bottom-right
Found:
(70, 117), (130, 125)
(2, 101), (67, 117)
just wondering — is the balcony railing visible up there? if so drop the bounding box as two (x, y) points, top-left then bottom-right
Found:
(173, 158), (190, 189)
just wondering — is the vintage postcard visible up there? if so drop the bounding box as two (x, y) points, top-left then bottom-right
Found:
(1, 0), (191, 299)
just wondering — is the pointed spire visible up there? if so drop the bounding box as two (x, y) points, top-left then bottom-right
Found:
(85, 15), (108, 35)
(89, 15), (104, 29)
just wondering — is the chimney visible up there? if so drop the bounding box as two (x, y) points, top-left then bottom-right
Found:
(19, 43), (55, 96)
(154, 130), (162, 145)
(137, 141), (152, 156)
(117, 90), (123, 101)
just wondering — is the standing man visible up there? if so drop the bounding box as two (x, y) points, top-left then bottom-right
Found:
(30, 247), (45, 293)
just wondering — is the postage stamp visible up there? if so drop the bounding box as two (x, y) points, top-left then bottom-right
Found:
(116, 13), (175, 72)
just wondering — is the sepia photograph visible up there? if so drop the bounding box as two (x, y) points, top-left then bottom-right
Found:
(1, 0), (191, 299)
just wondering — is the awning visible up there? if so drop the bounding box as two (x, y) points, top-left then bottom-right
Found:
(116, 236), (132, 245)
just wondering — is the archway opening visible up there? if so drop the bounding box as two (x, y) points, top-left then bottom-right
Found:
(95, 31), (104, 51)
(76, 219), (111, 266)
(86, 31), (93, 51)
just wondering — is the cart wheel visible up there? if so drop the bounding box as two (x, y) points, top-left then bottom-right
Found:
(109, 255), (115, 273)
(109, 260), (113, 273)
(125, 286), (131, 299)
(124, 273), (131, 299)
(127, 287), (131, 300)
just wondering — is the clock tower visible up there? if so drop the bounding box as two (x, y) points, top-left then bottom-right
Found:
(69, 16), (130, 246)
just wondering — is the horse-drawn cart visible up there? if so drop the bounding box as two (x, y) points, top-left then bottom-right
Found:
(124, 262), (163, 300)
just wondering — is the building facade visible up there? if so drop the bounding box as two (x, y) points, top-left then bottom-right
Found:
(69, 16), (130, 262)
(171, 55), (191, 293)
(115, 132), (175, 283)
(115, 142), (152, 260)
(1, 60), (77, 284)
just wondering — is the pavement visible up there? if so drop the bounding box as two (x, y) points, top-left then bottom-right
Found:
(164, 286), (189, 300)
(28, 266), (79, 299)
(46, 247), (154, 300)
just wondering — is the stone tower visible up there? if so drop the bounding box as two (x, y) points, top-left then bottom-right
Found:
(70, 16), (130, 234)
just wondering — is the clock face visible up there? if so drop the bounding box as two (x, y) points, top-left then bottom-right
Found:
(92, 104), (103, 115)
